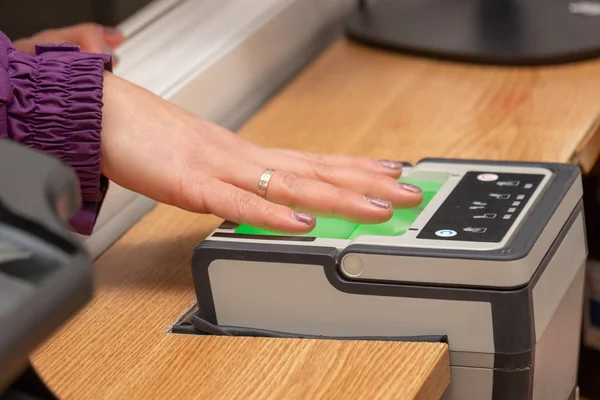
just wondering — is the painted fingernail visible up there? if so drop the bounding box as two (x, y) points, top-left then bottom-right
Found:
(293, 211), (316, 226)
(399, 182), (422, 193)
(378, 159), (403, 169)
(365, 196), (392, 209)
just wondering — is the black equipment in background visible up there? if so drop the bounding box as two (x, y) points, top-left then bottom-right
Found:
(0, 139), (94, 399)
(346, 0), (600, 65)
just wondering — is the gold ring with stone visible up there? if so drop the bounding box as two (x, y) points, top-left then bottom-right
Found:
(257, 168), (275, 199)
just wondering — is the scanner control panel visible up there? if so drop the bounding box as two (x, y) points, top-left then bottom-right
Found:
(419, 171), (545, 243)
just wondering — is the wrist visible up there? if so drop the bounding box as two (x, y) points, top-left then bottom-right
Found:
(13, 38), (34, 53)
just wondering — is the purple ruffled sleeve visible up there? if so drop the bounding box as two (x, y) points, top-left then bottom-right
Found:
(0, 31), (112, 235)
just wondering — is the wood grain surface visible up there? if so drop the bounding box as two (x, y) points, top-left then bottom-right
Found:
(31, 38), (600, 399)
(241, 40), (600, 171)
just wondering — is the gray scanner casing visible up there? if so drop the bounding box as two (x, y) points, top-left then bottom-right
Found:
(192, 158), (586, 400)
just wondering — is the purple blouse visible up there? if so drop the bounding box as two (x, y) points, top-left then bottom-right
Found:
(0, 31), (112, 235)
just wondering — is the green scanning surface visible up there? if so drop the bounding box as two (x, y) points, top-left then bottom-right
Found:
(235, 178), (445, 239)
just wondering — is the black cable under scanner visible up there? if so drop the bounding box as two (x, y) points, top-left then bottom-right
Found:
(182, 315), (448, 343)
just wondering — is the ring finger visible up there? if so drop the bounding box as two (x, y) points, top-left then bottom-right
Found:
(223, 163), (395, 224)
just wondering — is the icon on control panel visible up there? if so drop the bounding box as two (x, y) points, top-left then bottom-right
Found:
(435, 229), (457, 237)
(473, 213), (497, 219)
(489, 193), (510, 200)
(496, 181), (520, 187)
(470, 201), (487, 209)
(464, 227), (487, 233)
(477, 173), (498, 182)
(524, 183), (533, 189)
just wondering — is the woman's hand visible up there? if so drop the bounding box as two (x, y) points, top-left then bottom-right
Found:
(14, 23), (124, 63)
(100, 73), (423, 234)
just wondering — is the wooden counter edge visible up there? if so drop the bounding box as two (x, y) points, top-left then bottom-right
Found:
(415, 344), (451, 400)
(571, 112), (600, 174)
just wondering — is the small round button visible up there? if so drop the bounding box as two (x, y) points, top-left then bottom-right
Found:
(477, 173), (498, 182)
(341, 254), (364, 277)
(435, 229), (457, 237)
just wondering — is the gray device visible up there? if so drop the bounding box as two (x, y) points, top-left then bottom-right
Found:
(192, 158), (586, 400)
(0, 139), (93, 399)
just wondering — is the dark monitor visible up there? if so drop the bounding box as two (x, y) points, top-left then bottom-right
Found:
(346, 0), (600, 65)
(0, 140), (93, 399)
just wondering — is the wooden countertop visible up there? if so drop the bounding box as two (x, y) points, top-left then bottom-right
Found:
(32, 39), (600, 399)
(241, 40), (600, 171)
